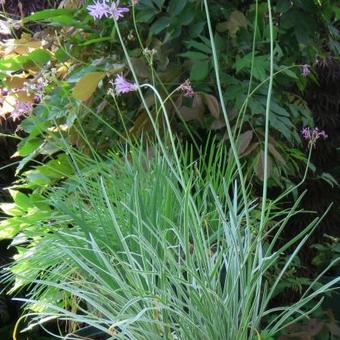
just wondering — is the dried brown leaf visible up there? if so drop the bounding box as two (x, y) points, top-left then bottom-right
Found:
(238, 130), (253, 155)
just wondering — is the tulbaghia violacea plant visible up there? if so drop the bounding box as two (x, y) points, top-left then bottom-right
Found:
(301, 126), (328, 147)
(301, 64), (311, 77)
(178, 79), (195, 97)
(10, 101), (33, 121)
(112, 74), (138, 94)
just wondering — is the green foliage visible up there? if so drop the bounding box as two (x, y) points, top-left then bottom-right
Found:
(0, 0), (339, 337)
(1, 0), (337, 186)
(312, 235), (340, 272)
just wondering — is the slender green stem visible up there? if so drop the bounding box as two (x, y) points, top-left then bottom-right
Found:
(235, 0), (259, 137)
(131, 3), (200, 153)
(238, 64), (304, 125)
(203, 0), (250, 227)
(0, 133), (22, 140)
(272, 145), (313, 205)
(141, 83), (184, 182)
(259, 0), (274, 233)
(114, 22), (185, 184)
(154, 88), (180, 121)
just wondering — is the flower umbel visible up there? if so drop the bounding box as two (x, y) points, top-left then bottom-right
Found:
(109, 1), (129, 20)
(1, 88), (9, 96)
(301, 64), (311, 77)
(87, 1), (129, 21)
(301, 127), (328, 147)
(113, 74), (138, 95)
(10, 101), (33, 121)
(87, 0), (110, 19)
(178, 79), (194, 97)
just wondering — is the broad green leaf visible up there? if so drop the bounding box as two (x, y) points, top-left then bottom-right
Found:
(281, 68), (298, 79)
(185, 40), (211, 54)
(20, 118), (50, 136)
(179, 51), (209, 61)
(25, 171), (51, 186)
(27, 49), (52, 66)
(235, 54), (267, 81)
(190, 61), (209, 81)
(23, 9), (76, 23)
(150, 17), (171, 34)
(177, 7), (195, 26)
(38, 154), (73, 179)
(150, 0), (165, 10)
(189, 21), (205, 37)
(17, 138), (43, 157)
(9, 191), (33, 210)
(169, 0), (188, 16)
(136, 10), (157, 23)
(46, 15), (78, 26)
(0, 55), (28, 72)
(0, 220), (21, 239)
(30, 193), (51, 211)
(79, 37), (112, 46)
(335, 8), (340, 20)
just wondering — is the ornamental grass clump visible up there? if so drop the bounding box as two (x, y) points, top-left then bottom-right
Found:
(8, 143), (339, 340)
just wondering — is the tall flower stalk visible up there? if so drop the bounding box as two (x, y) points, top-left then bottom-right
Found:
(203, 0), (250, 227)
(259, 0), (274, 233)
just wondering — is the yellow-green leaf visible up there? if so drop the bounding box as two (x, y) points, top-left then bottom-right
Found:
(226, 11), (248, 37)
(0, 203), (23, 216)
(72, 72), (106, 102)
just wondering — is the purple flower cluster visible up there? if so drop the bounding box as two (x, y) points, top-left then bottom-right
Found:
(10, 101), (33, 121)
(301, 64), (311, 77)
(1, 88), (9, 96)
(301, 127), (328, 147)
(178, 79), (195, 97)
(87, 0), (129, 21)
(113, 74), (138, 94)
(110, 75), (196, 99)
(0, 76), (48, 121)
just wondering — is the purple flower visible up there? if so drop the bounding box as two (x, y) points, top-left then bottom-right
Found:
(87, 0), (110, 20)
(10, 101), (33, 121)
(1, 88), (9, 96)
(34, 95), (42, 104)
(301, 126), (328, 147)
(35, 78), (48, 92)
(109, 1), (129, 20)
(178, 79), (194, 97)
(301, 64), (311, 77)
(87, 1), (129, 21)
(113, 74), (138, 95)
